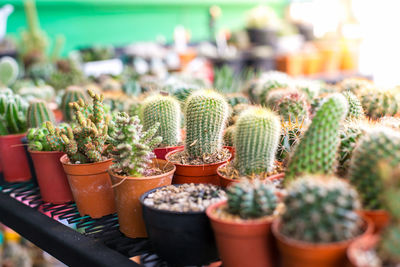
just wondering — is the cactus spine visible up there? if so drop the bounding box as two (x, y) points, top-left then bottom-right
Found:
(227, 179), (277, 219)
(223, 125), (235, 147)
(360, 89), (399, 119)
(342, 91), (364, 120)
(141, 94), (181, 147)
(234, 107), (281, 176)
(60, 86), (86, 122)
(281, 174), (362, 243)
(0, 57), (19, 87)
(27, 100), (55, 128)
(0, 92), (28, 135)
(185, 89), (229, 158)
(284, 94), (348, 183)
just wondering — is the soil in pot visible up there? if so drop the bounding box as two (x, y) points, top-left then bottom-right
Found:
(60, 155), (115, 218)
(109, 158), (175, 238)
(361, 210), (390, 234)
(140, 183), (226, 266)
(0, 133), (31, 182)
(206, 200), (281, 267)
(30, 150), (73, 204)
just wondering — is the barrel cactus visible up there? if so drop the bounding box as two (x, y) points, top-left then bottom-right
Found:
(342, 91), (364, 120)
(338, 77), (373, 96)
(0, 57), (19, 87)
(234, 107), (281, 176)
(141, 94), (181, 147)
(27, 100), (55, 128)
(227, 179), (278, 219)
(185, 89), (229, 159)
(284, 94), (348, 183)
(60, 86), (86, 122)
(223, 125), (235, 147)
(360, 88), (399, 120)
(281, 174), (363, 243)
(226, 93), (249, 107)
(348, 127), (400, 210)
(0, 93), (28, 135)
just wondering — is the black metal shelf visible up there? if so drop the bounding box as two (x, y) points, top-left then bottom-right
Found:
(0, 176), (172, 267)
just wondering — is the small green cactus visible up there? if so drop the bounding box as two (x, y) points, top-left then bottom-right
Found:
(27, 100), (55, 128)
(277, 118), (305, 163)
(60, 86), (86, 122)
(342, 91), (364, 120)
(27, 122), (68, 151)
(223, 125), (235, 147)
(229, 103), (251, 125)
(108, 112), (162, 176)
(284, 94), (348, 183)
(338, 77), (373, 96)
(226, 93), (249, 107)
(281, 174), (363, 243)
(234, 107), (281, 176)
(246, 71), (290, 104)
(348, 127), (400, 210)
(360, 88), (399, 120)
(0, 57), (19, 87)
(0, 92), (29, 135)
(227, 179), (278, 219)
(141, 94), (181, 147)
(185, 89), (229, 159)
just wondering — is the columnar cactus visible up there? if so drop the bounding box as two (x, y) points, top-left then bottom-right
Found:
(284, 94), (348, 183)
(0, 57), (19, 87)
(185, 89), (229, 159)
(27, 100), (55, 128)
(281, 174), (362, 243)
(141, 94), (181, 147)
(234, 107), (281, 176)
(0, 92), (28, 135)
(227, 179), (277, 219)
(108, 112), (162, 177)
(60, 86), (86, 122)
(360, 89), (399, 120)
(342, 91), (364, 120)
(348, 128), (400, 210)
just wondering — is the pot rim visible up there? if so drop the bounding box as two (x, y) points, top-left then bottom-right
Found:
(28, 149), (64, 154)
(59, 154), (113, 166)
(361, 209), (390, 215)
(153, 145), (184, 151)
(165, 148), (231, 168)
(109, 159), (176, 181)
(347, 234), (380, 265)
(140, 184), (222, 216)
(206, 200), (275, 226)
(0, 132), (26, 139)
(217, 162), (285, 182)
(271, 216), (374, 249)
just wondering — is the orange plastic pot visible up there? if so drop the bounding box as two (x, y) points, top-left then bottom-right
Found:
(60, 155), (115, 218)
(272, 217), (373, 267)
(30, 150), (73, 204)
(275, 53), (303, 76)
(109, 159), (175, 238)
(166, 148), (232, 186)
(206, 201), (278, 267)
(361, 209), (390, 233)
(347, 234), (379, 267)
(153, 146), (184, 160)
(52, 109), (64, 123)
(0, 133), (31, 182)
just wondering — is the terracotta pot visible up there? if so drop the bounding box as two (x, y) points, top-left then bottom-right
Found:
(206, 201), (278, 267)
(272, 217), (373, 267)
(166, 148), (232, 186)
(0, 133), (32, 182)
(52, 109), (64, 123)
(153, 145), (183, 160)
(109, 159), (175, 238)
(30, 150), (73, 204)
(347, 234), (379, 267)
(275, 53), (303, 76)
(360, 210), (390, 233)
(60, 155), (115, 218)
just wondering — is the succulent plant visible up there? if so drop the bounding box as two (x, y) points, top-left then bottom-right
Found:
(226, 93), (249, 107)
(48, 60), (85, 90)
(228, 103), (251, 125)
(284, 94), (348, 183)
(223, 125), (235, 147)
(45, 90), (110, 163)
(338, 77), (373, 96)
(234, 107), (281, 176)
(348, 127), (400, 210)
(0, 57), (19, 87)
(27, 99), (55, 128)
(277, 117), (305, 163)
(185, 89), (229, 159)
(246, 71), (290, 104)
(342, 91), (364, 120)
(141, 94), (181, 147)
(27, 122), (68, 151)
(0, 92), (29, 135)
(295, 79), (321, 101)
(18, 85), (55, 102)
(108, 112), (162, 176)
(360, 88), (399, 120)
(27, 61), (55, 81)
(281, 174), (363, 243)
(60, 86), (87, 122)
(227, 179), (277, 219)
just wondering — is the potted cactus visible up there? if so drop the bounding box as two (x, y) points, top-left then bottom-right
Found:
(166, 89), (231, 185)
(217, 107), (281, 187)
(27, 99), (55, 128)
(0, 89), (32, 182)
(47, 89), (115, 218)
(60, 86), (86, 122)
(206, 180), (281, 267)
(140, 94), (183, 160)
(27, 123), (73, 204)
(272, 174), (373, 267)
(107, 112), (175, 238)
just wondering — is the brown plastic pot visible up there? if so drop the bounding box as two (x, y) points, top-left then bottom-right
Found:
(60, 155), (116, 218)
(0, 133), (32, 182)
(272, 216), (373, 267)
(109, 159), (175, 238)
(206, 201), (279, 267)
(29, 150), (73, 204)
(347, 234), (379, 267)
(153, 145), (184, 160)
(360, 209), (390, 233)
(166, 148), (233, 186)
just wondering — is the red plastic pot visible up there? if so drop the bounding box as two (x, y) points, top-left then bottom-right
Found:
(272, 216), (373, 267)
(206, 201), (279, 267)
(347, 234), (379, 267)
(153, 146), (184, 160)
(0, 133), (31, 182)
(361, 209), (390, 233)
(29, 150), (73, 204)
